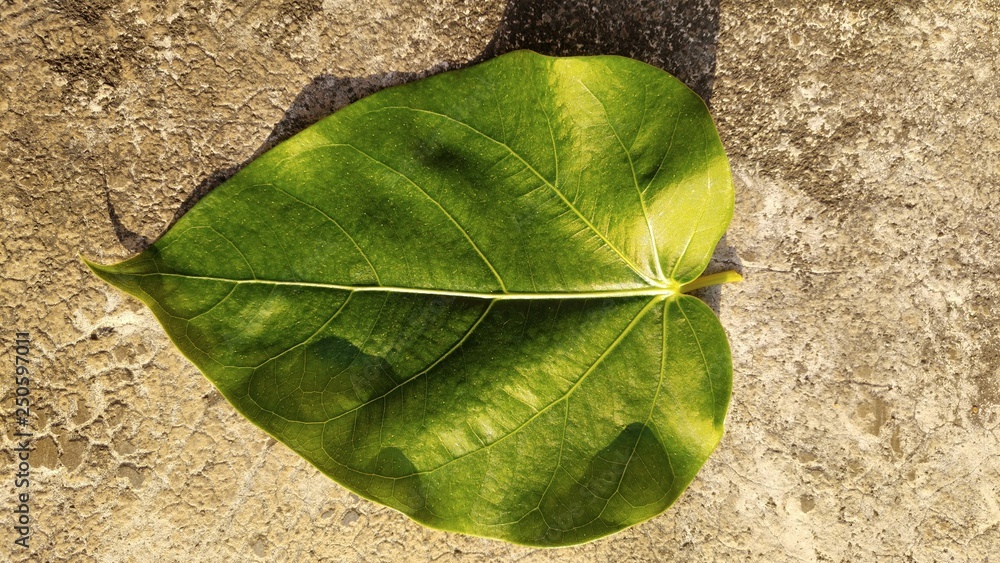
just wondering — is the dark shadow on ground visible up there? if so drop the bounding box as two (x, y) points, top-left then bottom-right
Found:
(103, 177), (149, 253)
(478, 0), (720, 101)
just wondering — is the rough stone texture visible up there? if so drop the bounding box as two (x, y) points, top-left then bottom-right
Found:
(1, 0), (998, 561)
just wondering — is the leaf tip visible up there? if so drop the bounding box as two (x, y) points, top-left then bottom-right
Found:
(80, 254), (135, 294)
(81, 254), (110, 278)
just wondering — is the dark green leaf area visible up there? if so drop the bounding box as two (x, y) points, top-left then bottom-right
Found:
(86, 51), (735, 546)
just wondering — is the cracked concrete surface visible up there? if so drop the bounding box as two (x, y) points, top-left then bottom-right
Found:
(2, 0), (998, 561)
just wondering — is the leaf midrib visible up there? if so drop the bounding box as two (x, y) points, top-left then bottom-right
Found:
(129, 272), (680, 300)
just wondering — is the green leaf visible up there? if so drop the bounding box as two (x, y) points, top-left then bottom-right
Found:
(86, 50), (736, 547)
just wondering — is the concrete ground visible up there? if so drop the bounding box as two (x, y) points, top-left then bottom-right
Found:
(1, 0), (997, 561)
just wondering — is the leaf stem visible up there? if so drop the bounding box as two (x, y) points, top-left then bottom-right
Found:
(680, 270), (743, 294)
